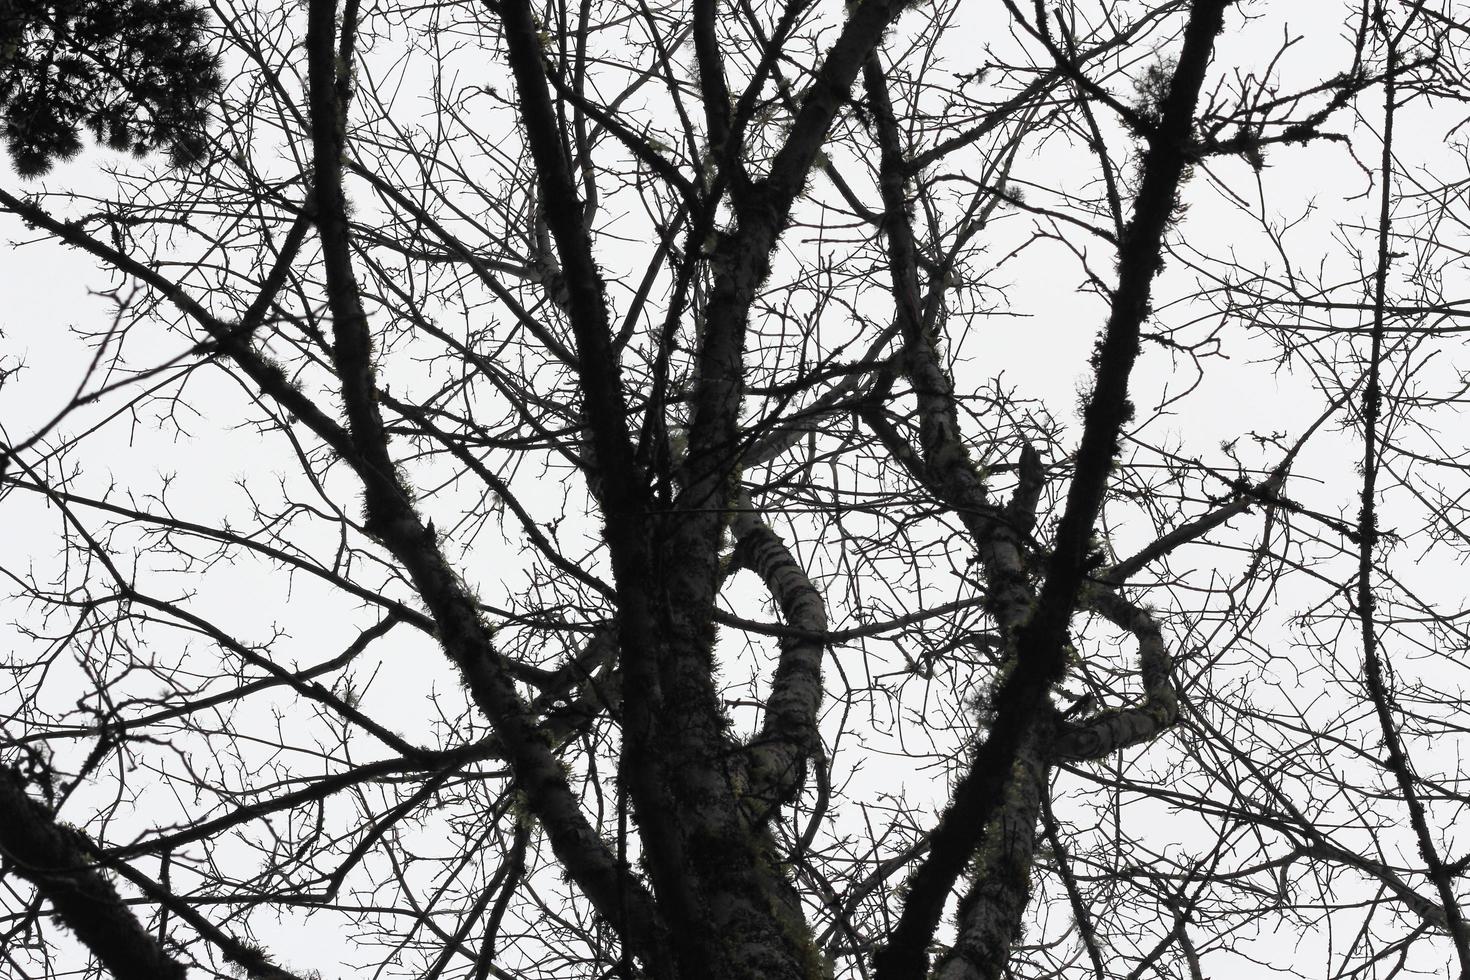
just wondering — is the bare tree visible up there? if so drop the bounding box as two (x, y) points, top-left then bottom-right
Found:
(3, 1), (1470, 979)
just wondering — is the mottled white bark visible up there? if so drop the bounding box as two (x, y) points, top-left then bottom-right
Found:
(730, 491), (829, 813)
(1052, 589), (1177, 761)
(933, 720), (1052, 980)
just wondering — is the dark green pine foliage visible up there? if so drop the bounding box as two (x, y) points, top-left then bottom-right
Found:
(0, 0), (220, 176)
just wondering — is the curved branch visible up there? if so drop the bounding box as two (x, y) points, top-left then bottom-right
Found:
(1052, 589), (1177, 761)
(729, 491), (828, 811)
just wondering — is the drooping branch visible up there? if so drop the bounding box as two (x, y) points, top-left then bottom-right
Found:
(1, 762), (311, 980)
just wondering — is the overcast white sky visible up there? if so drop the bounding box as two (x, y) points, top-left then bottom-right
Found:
(4, 3), (1470, 977)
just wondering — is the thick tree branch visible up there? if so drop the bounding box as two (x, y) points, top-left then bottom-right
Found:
(0, 768), (188, 980)
(864, 54), (1037, 637)
(302, 5), (672, 972)
(1052, 589), (1177, 761)
(729, 491), (827, 812)
(487, 0), (644, 514)
(874, 4), (1232, 977)
(932, 723), (1051, 980)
